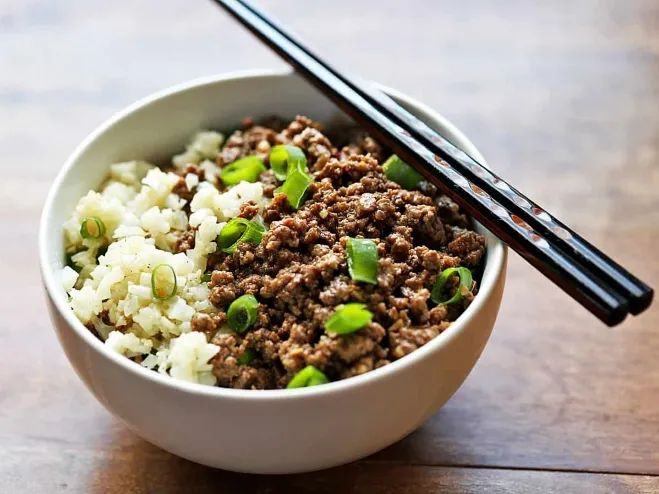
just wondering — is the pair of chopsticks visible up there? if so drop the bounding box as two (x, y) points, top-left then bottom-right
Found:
(211, 0), (653, 326)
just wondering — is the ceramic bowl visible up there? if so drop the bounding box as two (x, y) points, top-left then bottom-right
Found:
(40, 70), (507, 474)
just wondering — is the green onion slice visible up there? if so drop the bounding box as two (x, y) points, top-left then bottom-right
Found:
(346, 237), (378, 285)
(237, 349), (257, 366)
(227, 294), (259, 333)
(430, 267), (473, 305)
(201, 273), (212, 283)
(151, 264), (177, 300)
(270, 145), (307, 181)
(271, 145), (313, 209)
(220, 156), (266, 186)
(80, 217), (106, 239)
(324, 303), (374, 335)
(217, 218), (265, 254)
(276, 167), (313, 209)
(383, 155), (424, 190)
(287, 365), (329, 389)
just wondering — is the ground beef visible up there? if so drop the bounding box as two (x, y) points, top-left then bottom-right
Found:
(172, 164), (202, 209)
(209, 271), (239, 306)
(210, 333), (283, 389)
(259, 169), (279, 198)
(174, 228), (195, 253)
(217, 123), (279, 166)
(338, 130), (385, 163)
(191, 312), (227, 338)
(172, 177), (195, 205)
(276, 115), (324, 141)
(238, 201), (260, 220)
(200, 116), (486, 389)
(447, 228), (486, 266)
(177, 163), (204, 181)
(262, 193), (291, 223)
(275, 116), (336, 170)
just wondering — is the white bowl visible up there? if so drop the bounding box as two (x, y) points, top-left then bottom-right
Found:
(40, 70), (507, 474)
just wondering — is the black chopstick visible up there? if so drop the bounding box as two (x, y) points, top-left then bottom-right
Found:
(211, 0), (639, 325)
(233, 0), (653, 317)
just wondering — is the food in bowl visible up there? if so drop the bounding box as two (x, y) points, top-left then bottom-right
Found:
(61, 115), (485, 390)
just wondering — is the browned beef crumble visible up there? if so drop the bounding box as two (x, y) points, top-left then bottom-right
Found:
(193, 116), (486, 390)
(174, 229), (195, 254)
(338, 130), (385, 163)
(237, 201), (260, 220)
(259, 169), (279, 198)
(217, 124), (279, 166)
(172, 163), (204, 218)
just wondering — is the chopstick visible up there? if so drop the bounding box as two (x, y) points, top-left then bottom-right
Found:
(231, 0), (653, 318)
(210, 0), (651, 325)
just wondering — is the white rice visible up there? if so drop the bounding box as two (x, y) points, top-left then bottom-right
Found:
(62, 130), (267, 386)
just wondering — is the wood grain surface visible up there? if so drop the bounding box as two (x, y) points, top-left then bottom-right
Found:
(2, 0), (659, 492)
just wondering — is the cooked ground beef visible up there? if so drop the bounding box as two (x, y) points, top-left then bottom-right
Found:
(338, 130), (385, 163)
(217, 124), (279, 166)
(259, 169), (279, 198)
(172, 177), (195, 204)
(172, 163), (202, 215)
(174, 228), (195, 254)
(238, 201), (260, 220)
(200, 116), (486, 389)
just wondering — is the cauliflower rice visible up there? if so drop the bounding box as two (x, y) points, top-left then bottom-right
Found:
(62, 130), (266, 385)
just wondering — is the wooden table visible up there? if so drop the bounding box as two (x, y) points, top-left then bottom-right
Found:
(2, 0), (658, 492)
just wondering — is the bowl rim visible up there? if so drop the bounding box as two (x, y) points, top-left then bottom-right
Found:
(39, 68), (507, 400)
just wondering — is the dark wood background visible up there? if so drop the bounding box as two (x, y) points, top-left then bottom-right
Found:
(2, 0), (659, 492)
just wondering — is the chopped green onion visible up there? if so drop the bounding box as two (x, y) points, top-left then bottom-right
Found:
(220, 156), (266, 185)
(270, 145), (314, 209)
(430, 267), (473, 305)
(324, 303), (374, 335)
(346, 238), (378, 285)
(80, 217), (106, 239)
(227, 294), (259, 333)
(151, 264), (177, 300)
(237, 349), (257, 366)
(217, 218), (265, 254)
(287, 365), (329, 389)
(269, 145), (307, 181)
(276, 167), (313, 209)
(383, 155), (424, 190)
(201, 273), (212, 283)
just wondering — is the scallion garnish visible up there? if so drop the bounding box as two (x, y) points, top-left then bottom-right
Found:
(383, 155), (424, 190)
(151, 264), (177, 300)
(80, 217), (106, 239)
(270, 145), (313, 209)
(346, 237), (378, 285)
(201, 273), (212, 283)
(237, 349), (257, 366)
(430, 267), (473, 305)
(286, 365), (329, 389)
(270, 145), (307, 181)
(220, 156), (266, 186)
(217, 218), (265, 254)
(276, 167), (313, 209)
(227, 294), (259, 333)
(324, 303), (374, 335)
